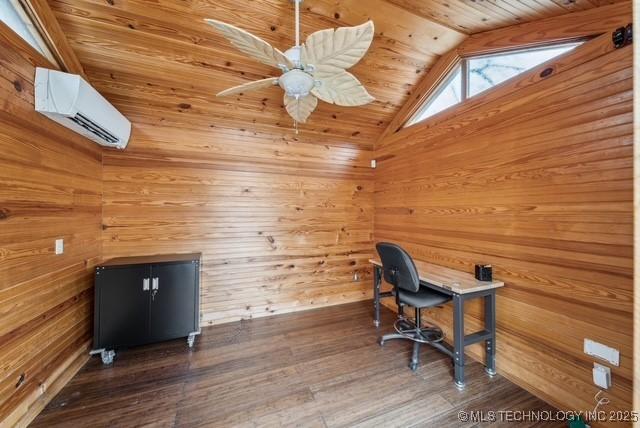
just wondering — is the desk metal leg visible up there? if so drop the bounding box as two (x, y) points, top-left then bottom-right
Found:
(484, 292), (496, 376)
(453, 294), (465, 389)
(373, 266), (382, 327)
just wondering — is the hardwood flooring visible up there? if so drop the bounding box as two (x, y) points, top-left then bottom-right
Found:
(31, 301), (559, 427)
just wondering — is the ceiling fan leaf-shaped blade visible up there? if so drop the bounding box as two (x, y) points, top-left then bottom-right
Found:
(302, 21), (374, 73)
(205, 19), (293, 69)
(216, 77), (279, 97)
(312, 71), (375, 106)
(284, 94), (318, 123)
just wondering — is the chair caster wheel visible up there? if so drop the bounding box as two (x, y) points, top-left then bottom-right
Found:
(378, 337), (384, 346)
(409, 362), (418, 372)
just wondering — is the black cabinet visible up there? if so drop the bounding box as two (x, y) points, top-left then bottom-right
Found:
(91, 253), (200, 364)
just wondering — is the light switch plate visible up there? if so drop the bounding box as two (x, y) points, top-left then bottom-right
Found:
(584, 338), (619, 366)
(55, 238), (64, 255)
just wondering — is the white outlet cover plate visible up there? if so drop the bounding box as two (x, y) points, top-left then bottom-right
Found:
(584, 338), (619, 366)
(55, 238), (64, 255)
(592, 362), (611, 389)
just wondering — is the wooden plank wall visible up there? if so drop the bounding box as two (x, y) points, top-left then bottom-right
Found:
(102, 122), (374, 326)
(45, 0), (378, 328)
(634, 0), (640, 418)
(374, 31), (633, 416)
(0, 24), (101, 425)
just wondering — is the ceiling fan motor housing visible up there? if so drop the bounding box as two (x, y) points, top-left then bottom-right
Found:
(284, 46), (302, 66)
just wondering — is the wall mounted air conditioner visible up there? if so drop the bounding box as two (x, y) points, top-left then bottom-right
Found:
(34, 67), (131, 149)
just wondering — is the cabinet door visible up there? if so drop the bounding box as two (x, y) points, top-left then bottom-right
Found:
(149, 262), (197, 341)
(95, 265), (150, 349)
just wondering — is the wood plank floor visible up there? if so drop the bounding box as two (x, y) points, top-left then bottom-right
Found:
(31, 301), (560, 427)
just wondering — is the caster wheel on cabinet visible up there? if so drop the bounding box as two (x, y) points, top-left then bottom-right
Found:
(101, 350), (115, 365)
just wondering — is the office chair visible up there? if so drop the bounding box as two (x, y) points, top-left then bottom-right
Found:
(376, 242), (452, 371)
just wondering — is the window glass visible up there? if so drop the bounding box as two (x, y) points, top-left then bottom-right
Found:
(407, 67), (462, 126)
(0, 0), (55, 61)
(468, 44), (578, 97)
(403, 42), (581, 128)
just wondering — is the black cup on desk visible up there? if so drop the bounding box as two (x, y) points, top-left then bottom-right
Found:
(475, 264), (492, 281)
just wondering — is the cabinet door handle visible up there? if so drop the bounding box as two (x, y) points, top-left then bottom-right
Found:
(143, 278), (150, 291)
(152, 277), (159, 290)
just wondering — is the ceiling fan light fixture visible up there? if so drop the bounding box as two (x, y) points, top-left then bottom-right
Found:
(278, 69), (315, 97)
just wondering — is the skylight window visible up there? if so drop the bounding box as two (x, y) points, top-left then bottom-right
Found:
(0, 0), (56, 63)
(405, 41), (581, 127)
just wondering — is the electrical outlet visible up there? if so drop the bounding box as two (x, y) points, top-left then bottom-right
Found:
(593, 363), (611, 389)
(55, 238), (64, 255)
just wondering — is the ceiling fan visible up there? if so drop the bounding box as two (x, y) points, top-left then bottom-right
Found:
(205, 0), (375, 131)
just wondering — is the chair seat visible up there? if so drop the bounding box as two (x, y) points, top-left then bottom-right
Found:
(398, 286), (451, 308)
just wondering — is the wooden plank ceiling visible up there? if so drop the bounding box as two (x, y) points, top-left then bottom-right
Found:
(386, 0), (623, 34)
(46, 0), (619, 139)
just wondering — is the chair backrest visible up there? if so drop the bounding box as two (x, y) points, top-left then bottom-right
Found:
(375, 242), (420, 292)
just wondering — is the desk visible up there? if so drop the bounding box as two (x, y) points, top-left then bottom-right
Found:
(370, 258), (504, 388)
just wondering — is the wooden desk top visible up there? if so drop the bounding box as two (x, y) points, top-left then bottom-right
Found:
(369, 258), (504, 295)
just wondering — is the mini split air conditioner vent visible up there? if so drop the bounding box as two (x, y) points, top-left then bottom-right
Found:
(35, 68), (131, 149)
(67, 113), (120, 146)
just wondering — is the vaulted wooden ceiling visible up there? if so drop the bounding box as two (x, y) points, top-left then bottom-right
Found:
(48, 0), (621, 142)
(385, 0), (621, 33)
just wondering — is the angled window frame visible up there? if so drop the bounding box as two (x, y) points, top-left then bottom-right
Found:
(0, 0), (58, 65)
(405, 64), (463, 127)
(403, 40), (584, 129)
